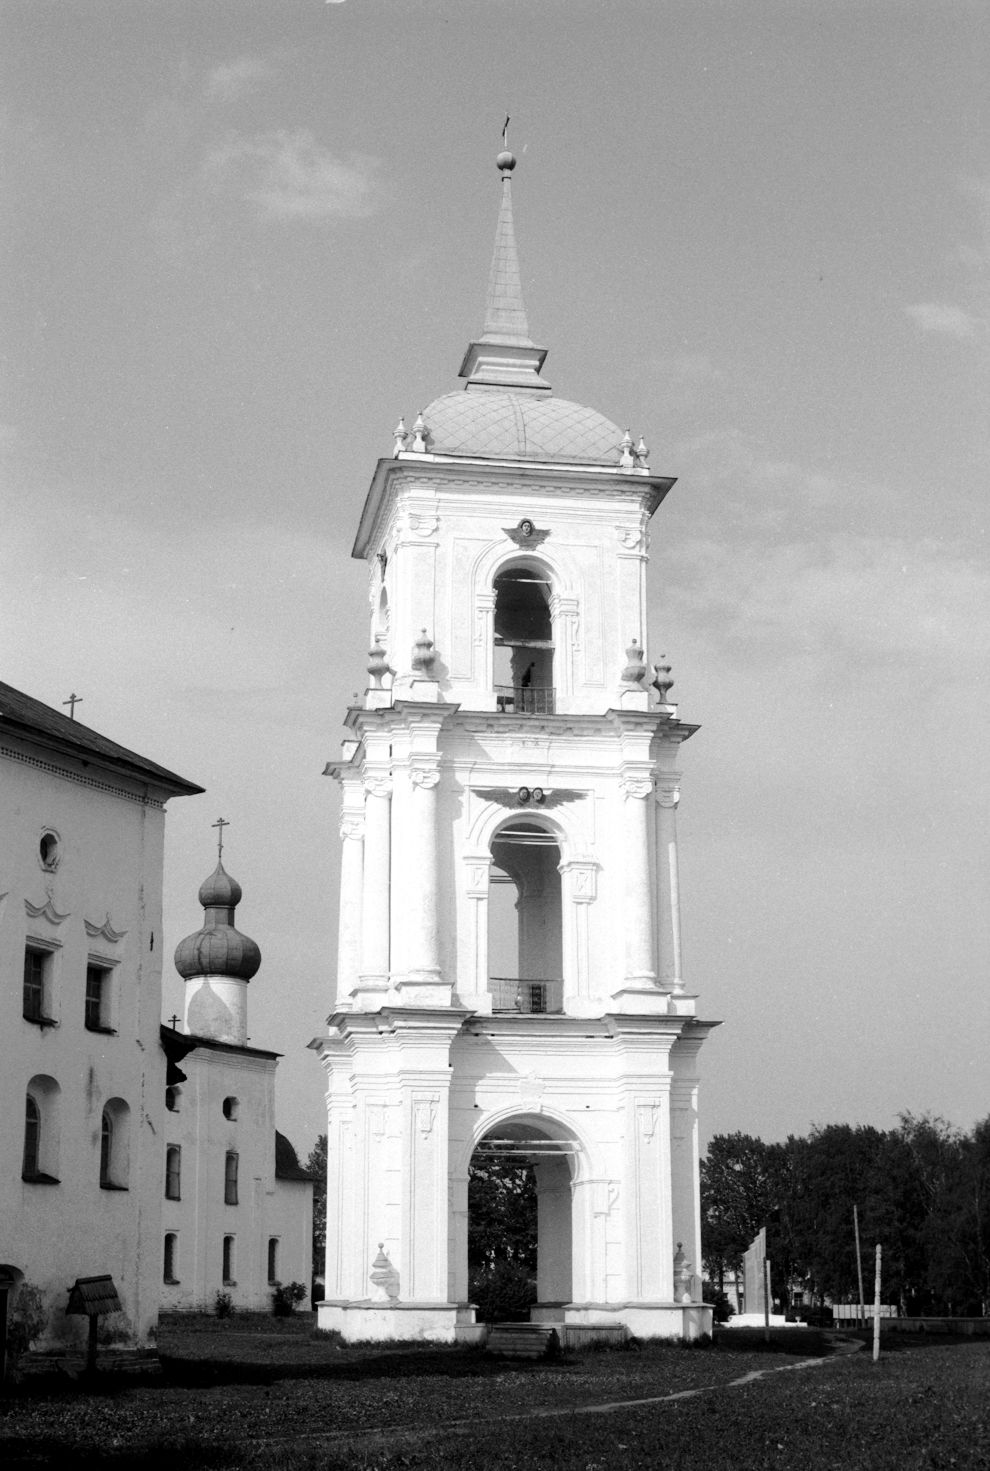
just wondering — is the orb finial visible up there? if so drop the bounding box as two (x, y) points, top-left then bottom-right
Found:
(497, 114), (515, 173)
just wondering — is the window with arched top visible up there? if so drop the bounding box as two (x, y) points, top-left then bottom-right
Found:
(222, 1234), (236, 1285)
(222, 1096), (238, 1120)
(493, 565), (555, 714)
(224, 1150), (239, 1205)
(267, 1237), (279, 1284)
(100, 1098), (130, 1190)
(163, 1232), (179, 1284)
(23, 1076), (60, 1183)
(165, 1145), (181, 1200)
(488, 821), (563, 1013)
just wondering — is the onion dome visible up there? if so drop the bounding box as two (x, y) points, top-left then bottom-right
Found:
(174, 861), (261, 982)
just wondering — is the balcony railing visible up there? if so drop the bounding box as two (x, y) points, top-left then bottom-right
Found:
(495, 685), (556, 715)
(489, 978), (564, 1014)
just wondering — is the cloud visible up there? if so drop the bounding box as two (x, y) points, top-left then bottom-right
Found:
(205, 56), (274, 103)
(203, 129), (384, 221)
(905, 301), (980, 339)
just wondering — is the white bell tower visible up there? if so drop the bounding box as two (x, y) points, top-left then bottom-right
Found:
(314, 149), (719, 1343)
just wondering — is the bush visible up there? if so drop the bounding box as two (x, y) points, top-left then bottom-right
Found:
(271, 1281), (308, 1317)
(7, 1281), (47, 1363)
(702, 1281), (734, 1324)
(469, 1261), (536, 1324)
(213, 1291), (234, 1319)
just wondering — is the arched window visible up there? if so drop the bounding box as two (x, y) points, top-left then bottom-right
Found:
(222, 1096), (238, 1120)
(165, 1145), (181, 1200)
(488, 822), (563, 1013)
(165, 1085), (180, 1112)
(493, 564), (554, 713)
(222, 1235), (236, 1285)
(267, 1237), (279, 1284)
(100, 1099), (130, 1189)
(23, 1076), (60, 1183)
(224, 1151), (239, 1205)
(163, 1232), (179, 1284)
(23, 1095), (40, 1178)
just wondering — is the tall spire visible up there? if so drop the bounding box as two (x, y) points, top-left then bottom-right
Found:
(458, 147), (551, 394)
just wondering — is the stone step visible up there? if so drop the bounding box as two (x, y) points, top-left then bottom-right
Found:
(486, 1323), (560, 1359)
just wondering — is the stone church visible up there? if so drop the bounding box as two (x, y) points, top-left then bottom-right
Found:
(313, 151), (718, 1342)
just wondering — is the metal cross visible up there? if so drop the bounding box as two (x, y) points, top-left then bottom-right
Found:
(62, 692), (83, 719)
(212, 816), (229, 859)
(168, 1014), (180, 1030)
(502, 114), (510, 147)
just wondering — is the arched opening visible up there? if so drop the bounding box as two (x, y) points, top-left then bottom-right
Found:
(489, 822), (563, 1013)
(468, 1118), (576, 1323)
(100, 1098), (130, 1190)
(23, 1076), (60, 1183)
(493, 565), (554, 713)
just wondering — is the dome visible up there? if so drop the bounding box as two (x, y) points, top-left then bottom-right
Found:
(174, 861), (261, 982)
(421, 390), (624, 466)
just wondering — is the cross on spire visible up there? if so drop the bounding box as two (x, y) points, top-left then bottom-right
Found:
(62, 692), (83, 719)
(212, 816), (229, 860)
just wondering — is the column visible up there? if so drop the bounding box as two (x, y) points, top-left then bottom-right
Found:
(655, 775), (682, 992)
(620, 775), (657, 987)
(359, 775), (391, 1000)
(335, 780), (365, 1008)
(402, 758), (441, 981)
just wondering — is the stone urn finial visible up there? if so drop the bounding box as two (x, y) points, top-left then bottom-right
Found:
(369, 1243), (400, 1301)
(412, 628), (436, 675)
(621, 638), (647, 685)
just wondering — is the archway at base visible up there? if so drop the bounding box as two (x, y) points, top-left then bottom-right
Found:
(468, 1115), (581, 1321)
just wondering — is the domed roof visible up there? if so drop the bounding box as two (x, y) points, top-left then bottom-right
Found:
(422, 390), (624, 466)
(174, 861), (261, 982)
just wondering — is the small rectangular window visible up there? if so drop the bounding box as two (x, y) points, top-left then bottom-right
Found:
(164, 1233), (179, 1284)
(23, 947), (53, 1024)
(224, 1150), (238, 1205)
(222, 1234), (235, 1284)
(267, 1237), (279, 1284)
(85, 964), (113, 1032)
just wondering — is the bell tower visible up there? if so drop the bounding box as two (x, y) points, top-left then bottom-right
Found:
(314, 150), (719, 1342)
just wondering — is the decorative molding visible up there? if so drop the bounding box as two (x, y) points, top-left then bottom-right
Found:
(502, 520), (550, 550)
(25, 895), (71, 926)
(409, 764), (441, 790)
(620, 778), (654, 800)
(656, 779), (681, 809)
(364, 777), (393, 799)
(473, 787), (584, 809)
(339, 817), (365, 842)
(637, 1101), (660, 1141)
(1, 746), (165, 808)
(414, 1095), (439, 1135)
(84, 914), (128, 944)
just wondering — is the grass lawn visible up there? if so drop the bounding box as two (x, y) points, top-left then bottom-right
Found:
(2, 1314), (988, 1469)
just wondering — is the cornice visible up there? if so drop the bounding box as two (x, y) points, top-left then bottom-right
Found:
(1, 744), (168, 808)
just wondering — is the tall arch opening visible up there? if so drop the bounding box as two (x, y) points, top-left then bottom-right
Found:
(468, 1118), (576, 1323)
(488, 822), (562, 1013)
(493, 565), (554, 712)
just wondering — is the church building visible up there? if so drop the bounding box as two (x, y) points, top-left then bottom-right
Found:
(0, 681), (202, 1354)
(314, 151), (718, 1342)
(162, 850), (313, 1312)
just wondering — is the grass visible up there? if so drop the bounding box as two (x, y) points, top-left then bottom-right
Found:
(2, 1314), (988, 1469)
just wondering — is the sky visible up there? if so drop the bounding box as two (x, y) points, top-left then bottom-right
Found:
(3, 0), (988, 1158)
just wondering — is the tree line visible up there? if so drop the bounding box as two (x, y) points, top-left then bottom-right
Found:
(701, 1115), (990, 1316)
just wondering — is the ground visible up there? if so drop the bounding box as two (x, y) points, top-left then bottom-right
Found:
(2, 1314), (988, 1469)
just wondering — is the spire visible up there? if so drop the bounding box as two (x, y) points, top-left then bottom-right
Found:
(458, 146), (551, 394)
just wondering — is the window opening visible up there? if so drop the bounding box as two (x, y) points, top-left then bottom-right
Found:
(488, 824), (563, 1013)
(39, 831), (60, 870)
(493, 567), (554, 713)
(23, 1095), (40, 1178)
(85, 964), (113, 1032)
(23, 946), (55, 1026)
(165, 1145), (181, 1200)
(268, 1237), (279, 1284)
(222, 1096), (238, 1120)
(224, 1151), (239, 1205)
(100, 1112), (113, 1186)
(222, 1235), (235, 1284)
(100, 1100), (129, 1189)
(165, 1086), (180, 1112)
(164, 1233), (178, 1284)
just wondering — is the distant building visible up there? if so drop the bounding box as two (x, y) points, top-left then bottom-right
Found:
(0, 681), (201, 1352)
(162, 859), (313, 1311)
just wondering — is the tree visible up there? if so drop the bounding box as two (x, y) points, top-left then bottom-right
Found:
(468, 1155), (537, 1322)
(700, 1133), (788, 1300)
(306, 1133), (328, 1275)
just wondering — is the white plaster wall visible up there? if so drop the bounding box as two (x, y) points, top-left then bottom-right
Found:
(0, 746), (171, 1351)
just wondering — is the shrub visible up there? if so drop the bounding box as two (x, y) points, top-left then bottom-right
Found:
(271, 1280), (308, 1317)
(469, 1261), (536, 1324)
(213, 1291), (234, 1319)
(7, 1281), (47, 1363)
(702, 1281), (734, 1324)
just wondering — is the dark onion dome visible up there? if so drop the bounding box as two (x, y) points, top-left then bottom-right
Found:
(174, 860), (261, 981)
(275, 1131), (314, 1181)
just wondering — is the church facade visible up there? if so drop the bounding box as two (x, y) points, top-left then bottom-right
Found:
(0, 681), (201, 1353)
(314, 153), (718, 1342)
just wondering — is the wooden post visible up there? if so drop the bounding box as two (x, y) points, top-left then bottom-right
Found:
(763, 1256), (771, 1343)
(86, 1314), (98, 1375)
(853, 1203), (865, 1329)
(872, 1243), (882, 1362)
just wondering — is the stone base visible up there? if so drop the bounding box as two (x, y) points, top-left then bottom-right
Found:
(317, 1299), (462, 1343)
(558, 1302), (713, 1340)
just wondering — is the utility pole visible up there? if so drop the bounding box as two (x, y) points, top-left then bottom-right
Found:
(853, 1203), (866, 1329)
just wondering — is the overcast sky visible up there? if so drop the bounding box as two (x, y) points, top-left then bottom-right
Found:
(3, 0), (988, 1158)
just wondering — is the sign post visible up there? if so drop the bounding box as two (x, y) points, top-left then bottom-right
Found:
(872, 1245), (882, 1363)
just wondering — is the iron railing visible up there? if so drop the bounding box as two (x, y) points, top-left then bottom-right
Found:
(489, 978), (564, 1014)
(494, 685), (556, 714)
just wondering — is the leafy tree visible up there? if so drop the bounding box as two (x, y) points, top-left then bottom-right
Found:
(306, 1133), (328, 1273)
(468, 1155), (537, 1271)
(700, 1133), (788, 1299)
